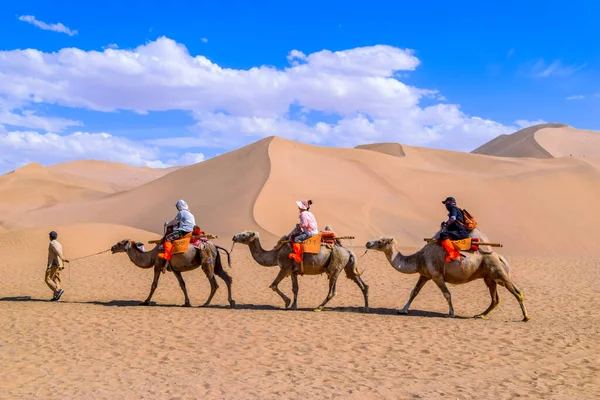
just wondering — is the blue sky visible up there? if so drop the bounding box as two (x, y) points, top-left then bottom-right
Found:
(0, 0), (598, 172)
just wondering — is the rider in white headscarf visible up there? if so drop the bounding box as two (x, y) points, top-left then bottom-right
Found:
(159, 200), (196, 261)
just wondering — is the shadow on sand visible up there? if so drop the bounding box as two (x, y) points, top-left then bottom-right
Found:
(0, 296), (463, 318)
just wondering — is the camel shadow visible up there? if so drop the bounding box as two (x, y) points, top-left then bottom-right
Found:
(0, 297), (468, 318)
(0, 297), (187, 308)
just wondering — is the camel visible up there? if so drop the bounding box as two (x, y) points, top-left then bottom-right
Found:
(231, 228), (369, 312)
(364, 234), (530, 322)
(110, 239), (235, 308)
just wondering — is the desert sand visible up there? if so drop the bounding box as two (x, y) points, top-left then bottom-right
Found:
(1, 123), (599, 399)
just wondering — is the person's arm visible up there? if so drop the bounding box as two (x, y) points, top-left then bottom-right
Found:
(446, 208), (460, 225)
(299, 212), (309, 230)
(50, 242), (69, 263)
(165, 212), (182, 227)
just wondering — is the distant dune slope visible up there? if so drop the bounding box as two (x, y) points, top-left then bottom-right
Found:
(17, 137), (277, 244)
(0, 223), (159, 262)
(9, 133), (600, 257)
(0, 161), (175, 226)
(253, 137), (600, 256)
(471, 123), (568, 158)
(535, 126), (600, 159)
(355, 142), (406, 157)
(48, 160), (178, 191)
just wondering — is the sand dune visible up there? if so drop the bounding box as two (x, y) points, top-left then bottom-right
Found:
(535, 126), (600, 159)
(472, 123), (600, 161)
(1, 125), (600, 398)
(355, 142), (406, 157)
(0, 160), (176, 229)
(48, 159), (179, 191)
(472, 123), (566, 158)
(14, 137), (277, 242)
(11, 134), (600, 257)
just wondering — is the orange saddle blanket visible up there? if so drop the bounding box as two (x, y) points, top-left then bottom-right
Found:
(451, 237), (480, 252)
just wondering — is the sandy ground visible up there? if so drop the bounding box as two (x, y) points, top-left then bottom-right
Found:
(1, 129), (600, 399)
(1, 244), (598, 399)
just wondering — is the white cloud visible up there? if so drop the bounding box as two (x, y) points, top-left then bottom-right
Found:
(17, 15), (78, 36)
(0, 106), (82, 132)
(0, 36), (543, 169)
(515, 119), (548, 129)
(0, 126), (202, 173)
(531, 59), (587, 78)
(566, 95), (585, 100)
(201, 38), (208, 43)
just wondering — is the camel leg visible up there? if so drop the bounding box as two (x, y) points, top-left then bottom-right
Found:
(215, 264), (235, 309)
(344, 256), (369, 313)
(432, 276), (455, 318)
(474, 278), (499, 319)
(497, 278), (530, 322)
(141, 266), (162, 306)
(201, 265), (219, 307)
(269, 268), (292, 309)
(398, 275), (430, 315)
(172, 270), (191, 307)
(290, 273), (300, 310)
(351, 275), (370, 313)
(314, 269), (342, 312)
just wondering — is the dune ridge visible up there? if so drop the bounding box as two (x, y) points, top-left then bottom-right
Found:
(0, 160), (176, 228)
(11, 132), (600, 257)
(355, 142), (406, 157)
(471, 123), (567, 158)
(15, 136), (279, 243)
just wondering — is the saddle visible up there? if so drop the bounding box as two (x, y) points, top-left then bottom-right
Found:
(171, 232), (193, 255)
(450, 237), (480, 252)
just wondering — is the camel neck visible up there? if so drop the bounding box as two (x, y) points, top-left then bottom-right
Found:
(126, 243), (158, 269)
(383, 245), (419, 274)
(248, 237), (279, 266)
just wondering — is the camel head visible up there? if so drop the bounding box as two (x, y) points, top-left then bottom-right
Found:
(111, 239), (133, 254)
(231, 231), (258, 245)
(365, 237), (395, 251)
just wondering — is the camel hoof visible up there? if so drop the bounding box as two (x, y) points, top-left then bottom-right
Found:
(364, 307), (370, 313)
(474, 314), (486, 319)
(522, 316), (531, 322)
(284, 299), (292, 309)
(397, 309), (408, 315)
(446, 314), (456, 318)
(313, 307), (323, 312)
(139, 301), (151, 306)
(229, 300), (236, 309)
(200, 303), (210, 308)
(182, 303), (191, 308)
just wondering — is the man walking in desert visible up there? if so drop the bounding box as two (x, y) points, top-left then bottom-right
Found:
(46, 231), (69, 301)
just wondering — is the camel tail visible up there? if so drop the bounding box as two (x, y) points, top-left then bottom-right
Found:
(499, 255), (510, 275)
(345, 251), (362, 277)
(215, 245), (232, 269)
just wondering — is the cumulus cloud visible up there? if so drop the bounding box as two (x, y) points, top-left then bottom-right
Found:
(17, 15), (78, 36)
(566, 95), (584, 100)
(0, 125), (203, 173)
(0, 36), (540, 170)
(515, 119), (548, 129)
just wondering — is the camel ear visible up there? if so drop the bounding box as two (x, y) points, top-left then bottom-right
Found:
(124, 241), (131, 251)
